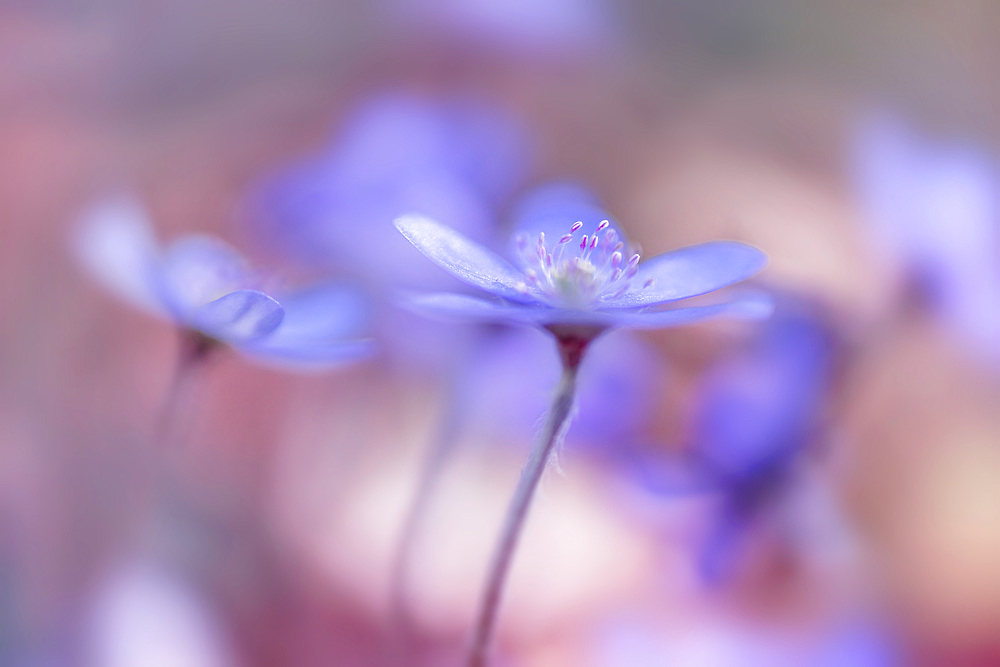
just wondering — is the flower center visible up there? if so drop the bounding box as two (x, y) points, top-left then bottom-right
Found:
(514, 220), (653, 307)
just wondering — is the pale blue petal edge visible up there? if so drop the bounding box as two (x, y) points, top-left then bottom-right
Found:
(610, 291), (774, 329)
(74, 197), (166, 316)
(394, 214), (537, 303)
(606, 241), (768, 308)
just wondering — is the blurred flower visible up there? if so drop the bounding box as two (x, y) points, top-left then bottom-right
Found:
(631, 301), (840, 584)
(246, 91), (532, 290)
(853, 114), (1000, 363)
(394, 183), (771, 335)
(244, 91), (533, 370)
(76, 197), (373, 370)
(689, 304), (839, 584)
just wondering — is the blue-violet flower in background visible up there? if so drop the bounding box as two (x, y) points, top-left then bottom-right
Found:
(636, 300), (840, 584)
(244, 91), (533, 370)
(853, 113), (1000, 364)
(76, 196), (373, 369)
(246, 91), (532, 291)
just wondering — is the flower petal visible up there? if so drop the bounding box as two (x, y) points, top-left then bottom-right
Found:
(75, 197), (165, 315)
(159, 236), (254, 317)
(401, 292), (555, 324)
(237, 282), (375, 370)
(239, 339), (375, 371)
(394, 214), (534, 301)
(402, 290), (773, 330)
(190, 290), (284, 342)
(607, 241), (768, 308)
(265, 282), (369, 343)
(608, 291), (774, 329)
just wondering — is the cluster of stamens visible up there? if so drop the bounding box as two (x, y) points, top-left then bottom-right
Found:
(514, 220), (654, 307)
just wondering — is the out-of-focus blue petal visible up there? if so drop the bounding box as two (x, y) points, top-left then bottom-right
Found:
(694, 310), (834, 480)
(610, 292), (774, 329)
(575, 331), (665, 447)
(329, 92), (532, 204)
(394, 215), (534, 301)
(239, 339), (375, 370)
(401, 292), (554, 324)
(263, 282), (368, 342)
(254, 164), (494, 290)
(698, 500), (752, 585)
(329, 94), (458, 183)
(190, 290), (284, 342)
(403, 290), (773, 329)
(814, 622), (900, 667)
(854, 113), (1000, 363)
(608, 241), (769, 308)
(245, 91), (532, 298)
(444, 96), (534, 204)
(236, 282), (374, 369)
(624, 448), (718, 496)
(159, 236), (253, 318)
(74, 197), (164, 315)
(508, 182), (633, 259)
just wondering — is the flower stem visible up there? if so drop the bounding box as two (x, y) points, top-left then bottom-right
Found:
(465, 337), (586, 667)
(156, 330), (216, 451)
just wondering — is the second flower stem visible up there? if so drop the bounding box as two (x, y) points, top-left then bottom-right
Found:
(465, 347), (582, 667)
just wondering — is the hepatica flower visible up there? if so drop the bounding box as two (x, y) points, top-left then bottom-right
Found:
(395, 184), (770, 344)
(394, 183), (769, 667)
(76, 196), (373, 369)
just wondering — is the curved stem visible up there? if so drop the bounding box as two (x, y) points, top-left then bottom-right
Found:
(465, 359), (580, 667)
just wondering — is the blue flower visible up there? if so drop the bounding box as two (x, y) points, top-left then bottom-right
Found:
(636, 302), (839, 584)
(246, 91), (532, 290)
(76, 197), (373, 369)
(394, 183), (771, 336)
(244, 91), (534, 370)
(854, 113), (1000, 363)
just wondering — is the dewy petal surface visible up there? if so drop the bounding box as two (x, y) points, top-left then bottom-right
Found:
(190, 289), (284, 342)
(75, 197), (165, 315)
(608, 241), (768, 308)
(394, 214), (535, 302)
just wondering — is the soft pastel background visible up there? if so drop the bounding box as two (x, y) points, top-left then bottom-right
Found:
(2, 1), (999, 665)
